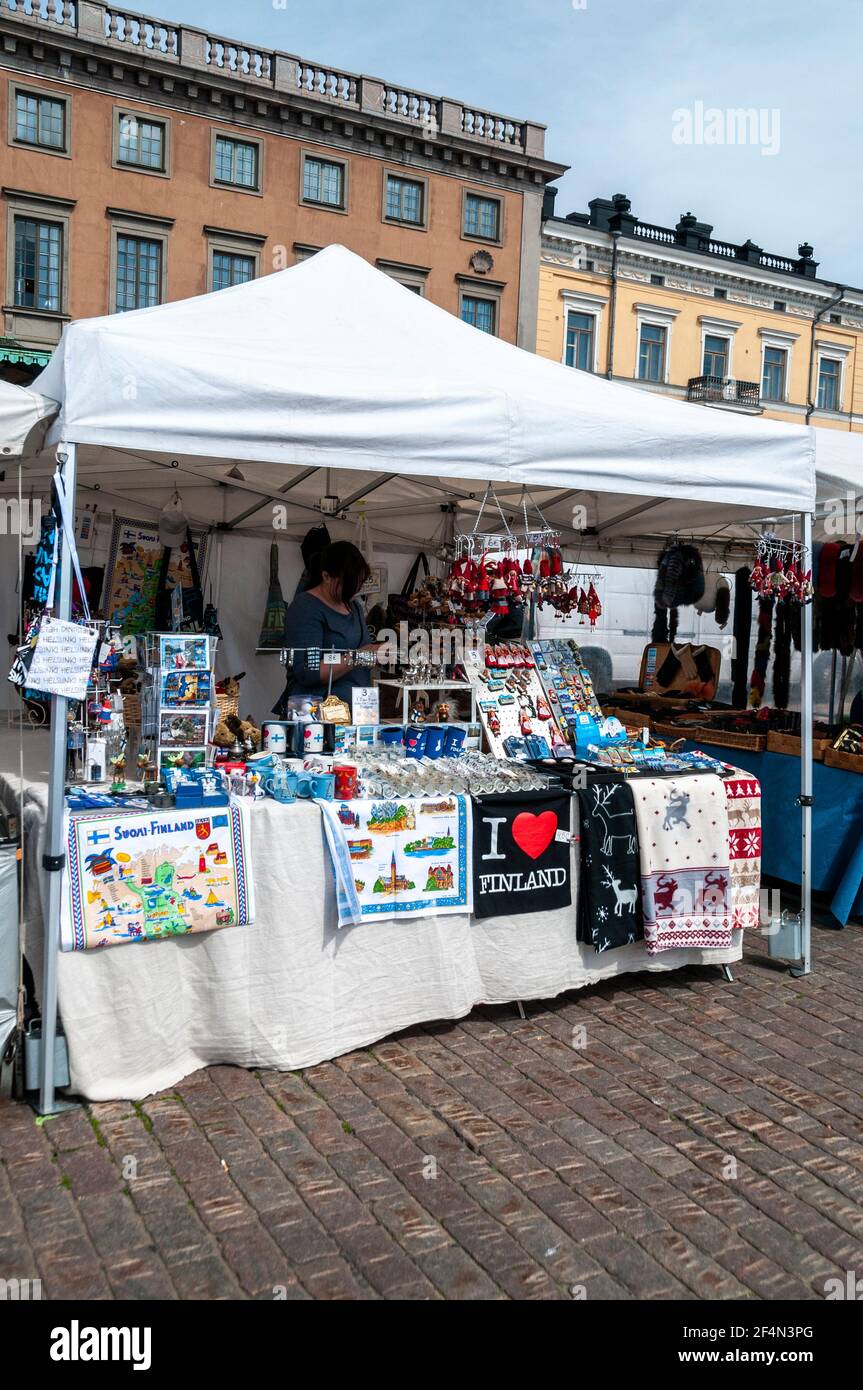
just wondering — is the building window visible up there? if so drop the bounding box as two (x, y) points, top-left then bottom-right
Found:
(703, 334), (730, 378)
(213, 135), (260, 191)
(115, 111), (168, 173)
(829, 313), (842, 324)
(761, 345), (787, 402)
(115, 235), (162, 312)
(14, 90), (66, 151)
(463, 192), (501, 242)
(14, 217), (62, 311)
(212, 251), (256, 291)
(301, 154), (347, 210)
(583, 259), (595, 272)
(638, 322), (667, 382)
(773, 300), (786, 313)
(565, 311), (594, 371)
(714, 287), (728, 300)
(461, 295), (497, 334)
(817, 357), (841, 412)
(384, 173), (425, 226)
(650, 273), (665, 287)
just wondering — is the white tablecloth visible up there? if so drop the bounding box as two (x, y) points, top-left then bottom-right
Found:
(0, 731), (742, 1102)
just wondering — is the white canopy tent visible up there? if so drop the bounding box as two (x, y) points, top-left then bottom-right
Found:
(0, 379), (57, 460)
(6, 245), (821, 1111)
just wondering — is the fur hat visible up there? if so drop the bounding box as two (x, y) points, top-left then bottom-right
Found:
(655, 543), (706, 609)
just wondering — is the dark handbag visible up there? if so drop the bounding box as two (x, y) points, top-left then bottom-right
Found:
(387, 552), (430, 626)
(155, 527), (205, 632)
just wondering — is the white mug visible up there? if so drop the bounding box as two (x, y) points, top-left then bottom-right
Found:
(303, 723), (324, 754)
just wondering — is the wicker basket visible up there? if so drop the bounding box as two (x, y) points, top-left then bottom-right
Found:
(122, 693), (142, 728)
(653, 720), (767, 753)
(215, 687), (240, 723)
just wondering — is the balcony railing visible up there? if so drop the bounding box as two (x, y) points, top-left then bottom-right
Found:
(0, 0), (544, 154)
(687, 376), (761, 408)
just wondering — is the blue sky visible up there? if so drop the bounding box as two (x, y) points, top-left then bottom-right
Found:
(153, 0), (862, 284)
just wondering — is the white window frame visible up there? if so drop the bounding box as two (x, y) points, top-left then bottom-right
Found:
(697, 314), (743, 382)
(560, 289), (607, 373)
(814, 340), (852, 415)
(758, 327), (799, 405)
(633, 303), (680, 385)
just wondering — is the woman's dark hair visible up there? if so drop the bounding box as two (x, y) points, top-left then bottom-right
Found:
(309, 541), (370, 602)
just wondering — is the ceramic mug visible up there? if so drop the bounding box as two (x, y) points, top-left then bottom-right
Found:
(311, 773), (335, 801)
(334, 765), (358, 800)
(303, 723), (325, 755)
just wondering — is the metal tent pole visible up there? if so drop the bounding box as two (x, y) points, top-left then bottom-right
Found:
(38, 442), (78, 1115)
(792, 508), (813, 979)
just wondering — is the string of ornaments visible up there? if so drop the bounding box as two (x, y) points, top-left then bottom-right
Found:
(749, 534), (813, 605)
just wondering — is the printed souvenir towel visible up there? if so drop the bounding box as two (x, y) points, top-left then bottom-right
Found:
(471, 791), (571, 920)
(319, 795), (472, 927)
(724, 771), (762, 930)
(61, 802), (254, 951)
(631, 775), (732, 956)
(575, 780), (644, 953)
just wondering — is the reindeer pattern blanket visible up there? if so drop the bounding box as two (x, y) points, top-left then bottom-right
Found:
(630, 775), (732, 956)
(575, 780), (645, 954)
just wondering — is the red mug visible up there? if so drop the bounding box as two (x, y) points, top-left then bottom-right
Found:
(334, 765), (358, 800)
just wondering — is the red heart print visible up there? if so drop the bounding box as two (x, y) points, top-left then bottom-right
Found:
(512, 811), (558, 861)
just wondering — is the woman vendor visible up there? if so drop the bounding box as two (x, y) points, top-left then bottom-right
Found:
(277, 540), (381, 711)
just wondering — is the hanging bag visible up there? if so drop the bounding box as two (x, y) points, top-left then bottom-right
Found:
(387, 552), (431, 626)
(155, 527), (205, 631)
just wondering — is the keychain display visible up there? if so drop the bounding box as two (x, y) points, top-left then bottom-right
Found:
(463, 640), (570, 760)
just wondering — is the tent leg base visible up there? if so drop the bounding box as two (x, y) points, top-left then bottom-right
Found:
(515, 1001), (527, 1021)
(789, 962), (811, 979)
(720, 965), (735, 983)
(28, 1092), (81, 1118)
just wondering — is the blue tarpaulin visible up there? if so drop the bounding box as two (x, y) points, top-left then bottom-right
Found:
(690, 742), (863, 926)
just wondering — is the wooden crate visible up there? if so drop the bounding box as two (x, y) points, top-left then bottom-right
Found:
(767, 730), (830, 761)
(824, 746), (863, 774)
(604, 706), (652, 730)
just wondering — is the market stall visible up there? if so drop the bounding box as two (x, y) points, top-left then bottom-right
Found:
(5, 247), (817, 1109)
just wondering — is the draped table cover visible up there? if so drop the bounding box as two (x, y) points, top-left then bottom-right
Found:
(0, 734), (742, 1102)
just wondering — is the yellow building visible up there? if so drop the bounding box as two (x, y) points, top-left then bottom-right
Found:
(538, 193), (863, 433)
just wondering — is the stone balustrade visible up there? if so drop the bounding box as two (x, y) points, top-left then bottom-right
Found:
(0, 0), (545, 155)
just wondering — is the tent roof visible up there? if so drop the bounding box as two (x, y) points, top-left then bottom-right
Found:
(0, 379), (57, 458)
(33, 245), (815, 523)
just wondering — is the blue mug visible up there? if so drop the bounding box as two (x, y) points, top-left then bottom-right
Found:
(295, 773), (314, 798)
(443, 726), (467, 757)
(311, 773), (335, 801)
(380, 726), (405, 747)
(405, 728), (426, 759)
(424, 727), (446, 760)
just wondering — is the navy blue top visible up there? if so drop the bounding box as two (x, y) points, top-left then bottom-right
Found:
(283, 592), (372, 700)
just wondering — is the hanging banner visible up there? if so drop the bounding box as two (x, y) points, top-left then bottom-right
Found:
(319, 795), (472, 926)
(103, 517), (209, 634)
(61, 802), (255, 951)
(25, 618), (99, 701)
(471, 791), (572, 919)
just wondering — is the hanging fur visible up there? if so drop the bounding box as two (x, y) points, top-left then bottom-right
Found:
(749, 597), (774, 709)
(714, 576), (731, 629)
(772, 601), (792, 710)
(731, 568), (752, 709)
(651, 603), (669, 644)
(654, 542), (706, 609)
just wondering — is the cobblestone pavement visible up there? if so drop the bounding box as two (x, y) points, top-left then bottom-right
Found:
(2, 923), (863, 1301)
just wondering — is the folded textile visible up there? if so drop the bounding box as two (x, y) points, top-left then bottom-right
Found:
(472, 791), (571, 920)
(631, 775), (732, 955)
(724, 772), (762, 930)
(318, 795), (472, 928)
(575, 780), (644, 953)
(61, 801), (254, 951)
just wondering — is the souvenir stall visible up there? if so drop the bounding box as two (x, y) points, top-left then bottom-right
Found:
(1, 247), (818, 1107)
